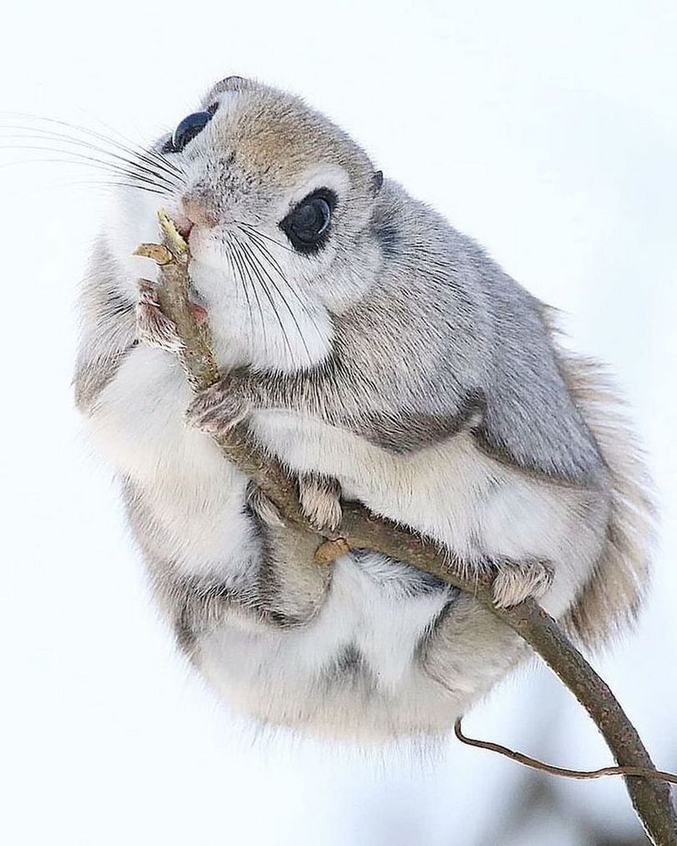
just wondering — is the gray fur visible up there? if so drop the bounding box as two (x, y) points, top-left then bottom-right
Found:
(74, 77), (653, 740)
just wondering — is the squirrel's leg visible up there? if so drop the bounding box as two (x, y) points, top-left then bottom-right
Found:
(186, 372), (553, 608)
(489, 558), (554, 607)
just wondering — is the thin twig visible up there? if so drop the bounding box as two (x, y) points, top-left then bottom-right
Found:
(136, 210), (677, 846)
(455, 719), (677, 785)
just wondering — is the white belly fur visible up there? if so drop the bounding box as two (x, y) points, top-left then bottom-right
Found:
(87, 347), (606, 737)
(251, 410), (606, 617)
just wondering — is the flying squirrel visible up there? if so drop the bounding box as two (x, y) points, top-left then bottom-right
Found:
(75, 75), (653, 741)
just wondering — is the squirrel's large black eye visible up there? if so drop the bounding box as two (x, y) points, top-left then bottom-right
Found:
(280, 190), (336, 253)
(165, 109), (215, 153)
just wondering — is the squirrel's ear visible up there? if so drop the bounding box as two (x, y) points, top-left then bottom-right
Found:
(371, 170), (384, 195)
(206, 75), (251, 102)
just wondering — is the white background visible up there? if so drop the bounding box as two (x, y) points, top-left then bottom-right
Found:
(1, 2), (676, 844)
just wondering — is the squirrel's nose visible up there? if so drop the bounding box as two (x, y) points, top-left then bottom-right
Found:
(181, 195), (219, 229)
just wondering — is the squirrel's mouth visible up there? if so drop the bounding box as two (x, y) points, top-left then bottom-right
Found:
(173, 215), (194, 240)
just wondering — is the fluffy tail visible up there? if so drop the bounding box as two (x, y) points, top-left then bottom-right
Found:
(555, 346), (656, 647)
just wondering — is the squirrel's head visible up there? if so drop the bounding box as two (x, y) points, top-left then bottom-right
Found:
(110, 76), (385, 372)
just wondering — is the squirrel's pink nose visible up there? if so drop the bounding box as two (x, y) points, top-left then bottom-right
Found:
(181, 196), (219, 229)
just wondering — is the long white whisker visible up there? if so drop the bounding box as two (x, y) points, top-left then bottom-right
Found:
(239, 237), (309, 365)
(224, 235), (252, 339)
(238, 225), (325, 354)
(71, 179), (170, 196)
(237, 221), (297, 255)
(229, 236), (268, 358)
(1, 112), (185, 181)
(238, 239), (296, 363)
(0, 141), (176, 193)
(0, 128), (182, 191)
(69, 110), (185, 180)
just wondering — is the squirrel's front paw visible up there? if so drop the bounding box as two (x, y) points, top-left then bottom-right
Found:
(299, 474), (342, 533)
(185, 374), (251, 435)
(246, 482), (285, 528)
(136, 280), (183, 352)
(491, 558), (554, 608)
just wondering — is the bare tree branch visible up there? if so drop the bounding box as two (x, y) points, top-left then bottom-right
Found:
(135, 211), (677, 846)
(455, 716), (677, 784)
